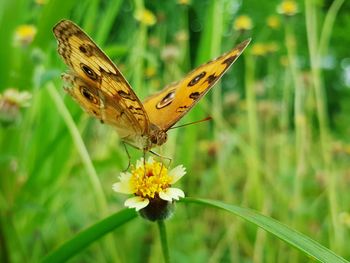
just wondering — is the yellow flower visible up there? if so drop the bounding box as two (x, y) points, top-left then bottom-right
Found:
(134, 9), (157, 26)
(267, 15), (280, 29)
(35, 0), (47, 5)
(277, 0), (299, 16)
(14, 25), (37, 46)
(251, 43), (268, 56)
(233, 15), (253, 31)
(178, 0), (190, 5)
(175, 30), (189, 43)
(113, 157), (185, 212)
(145, 67), (156, 78)
(339, 212), (350, 227)
(280, 55), (289, 67)
(266, 42), (279, 53)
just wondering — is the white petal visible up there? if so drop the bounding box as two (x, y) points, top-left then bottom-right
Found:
(136, 158), (145, 168)
(147, 156), (154, 164)
(124, 196), (149, 211)
(119, 172), (131, 182)
(112, 182), (134, 194)
(159, 187), (185, 201)
(169, 165), (186, 184)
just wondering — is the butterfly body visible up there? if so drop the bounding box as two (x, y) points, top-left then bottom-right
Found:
(53, 19), (250, 151)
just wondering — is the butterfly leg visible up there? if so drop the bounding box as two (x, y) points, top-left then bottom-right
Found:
(122, 142), (131, 172)
(143, 149), (147, 176)
(149, 150), (172, 168)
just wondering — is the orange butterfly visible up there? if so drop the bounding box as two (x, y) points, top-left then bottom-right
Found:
(53, 20), (250, 151)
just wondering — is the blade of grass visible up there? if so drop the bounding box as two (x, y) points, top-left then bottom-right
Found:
(41, 209), (137, 263)
(181, 197), (349, 263)
(46, 82), (121, 262)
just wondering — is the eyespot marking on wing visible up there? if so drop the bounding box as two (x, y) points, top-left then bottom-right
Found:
(128, 105), (144, 116)
(79, 44), (94, 57)
(221, 54), (239, 67)
(80, 63), (98, 80)
(189, 92), (201, 100)
(156, 90), (176, 109)
(118, 90), (137, 101)
(188, 71), (206, 87)
(176, 105), (189, 113)
(206, 74), (218, 85)
(79, 86), (99, 104)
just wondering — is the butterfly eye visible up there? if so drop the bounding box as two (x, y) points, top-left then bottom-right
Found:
(80, 86), (98, 104)
(156, 90), (175, 109)
(80, 63), (98, 80)
(188, 71), (206, 86)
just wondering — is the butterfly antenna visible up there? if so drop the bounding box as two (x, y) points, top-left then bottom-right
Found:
(169, 116), (212, 130)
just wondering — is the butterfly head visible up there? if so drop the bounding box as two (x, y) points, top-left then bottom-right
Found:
(149, 124), (168, 149)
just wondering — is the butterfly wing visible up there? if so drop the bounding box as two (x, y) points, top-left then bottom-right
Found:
(143, 39), (250, 131)
(53, 20), (150, 147)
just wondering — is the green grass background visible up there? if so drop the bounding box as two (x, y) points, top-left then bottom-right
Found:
(1, 0), (350, 262)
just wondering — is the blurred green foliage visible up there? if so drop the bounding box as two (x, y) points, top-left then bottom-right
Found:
(1, 0), (350, 262)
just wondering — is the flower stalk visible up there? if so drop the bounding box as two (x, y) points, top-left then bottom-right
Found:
(157, 220), (170, 263)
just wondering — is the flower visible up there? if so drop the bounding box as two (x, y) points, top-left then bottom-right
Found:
(266, 15), (280, 29)
(134, 9), (157, 26)
(178, 0), (190, 5)
(14, 25), (37, 46)
(233, 15), (253, 32)
(251, 43), (268, 56)
(161, 45), (180, 62)
(277, 0), (299, 17)
(145, 67), (157, 78)
(35, 0), (47, 5)
(0, 88), (32, 126)
(113, 157), (186, 220)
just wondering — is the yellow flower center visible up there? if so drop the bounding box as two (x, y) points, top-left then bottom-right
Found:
(131, 161), (172, 199)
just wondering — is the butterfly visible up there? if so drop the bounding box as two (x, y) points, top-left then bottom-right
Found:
(53, 19), (250, 151)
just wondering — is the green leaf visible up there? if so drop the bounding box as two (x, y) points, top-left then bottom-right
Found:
(41, 209), (137, 263)
(181, 198), (349, 263)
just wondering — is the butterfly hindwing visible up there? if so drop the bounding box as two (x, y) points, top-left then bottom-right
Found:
(54, 19), (250, 150)
(53, 20), (149, 138)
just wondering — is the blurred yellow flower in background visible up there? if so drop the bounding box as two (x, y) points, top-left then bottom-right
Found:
(266, 42), (280, 53)
(233, 15), (253, 32)
(178, 0), (190, 5)
(251, 43), (268, 56)
(277, 0), (299, 16)
(35, 0), (47, 5)
(134, 9), (157, 26)
(267, 15), (281, 29)
(14, 24), (37, 46)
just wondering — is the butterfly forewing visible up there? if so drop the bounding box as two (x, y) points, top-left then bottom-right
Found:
(53, 19), (250, 150)
(53, 20), (149, 139)
(143, 39), (251, 131)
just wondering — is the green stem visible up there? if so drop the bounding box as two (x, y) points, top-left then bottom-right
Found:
(157, 220), (170, 263)
(242, 52), (262, 208)
(304, 0), (345, 252)
(285, 20), (306, 214)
